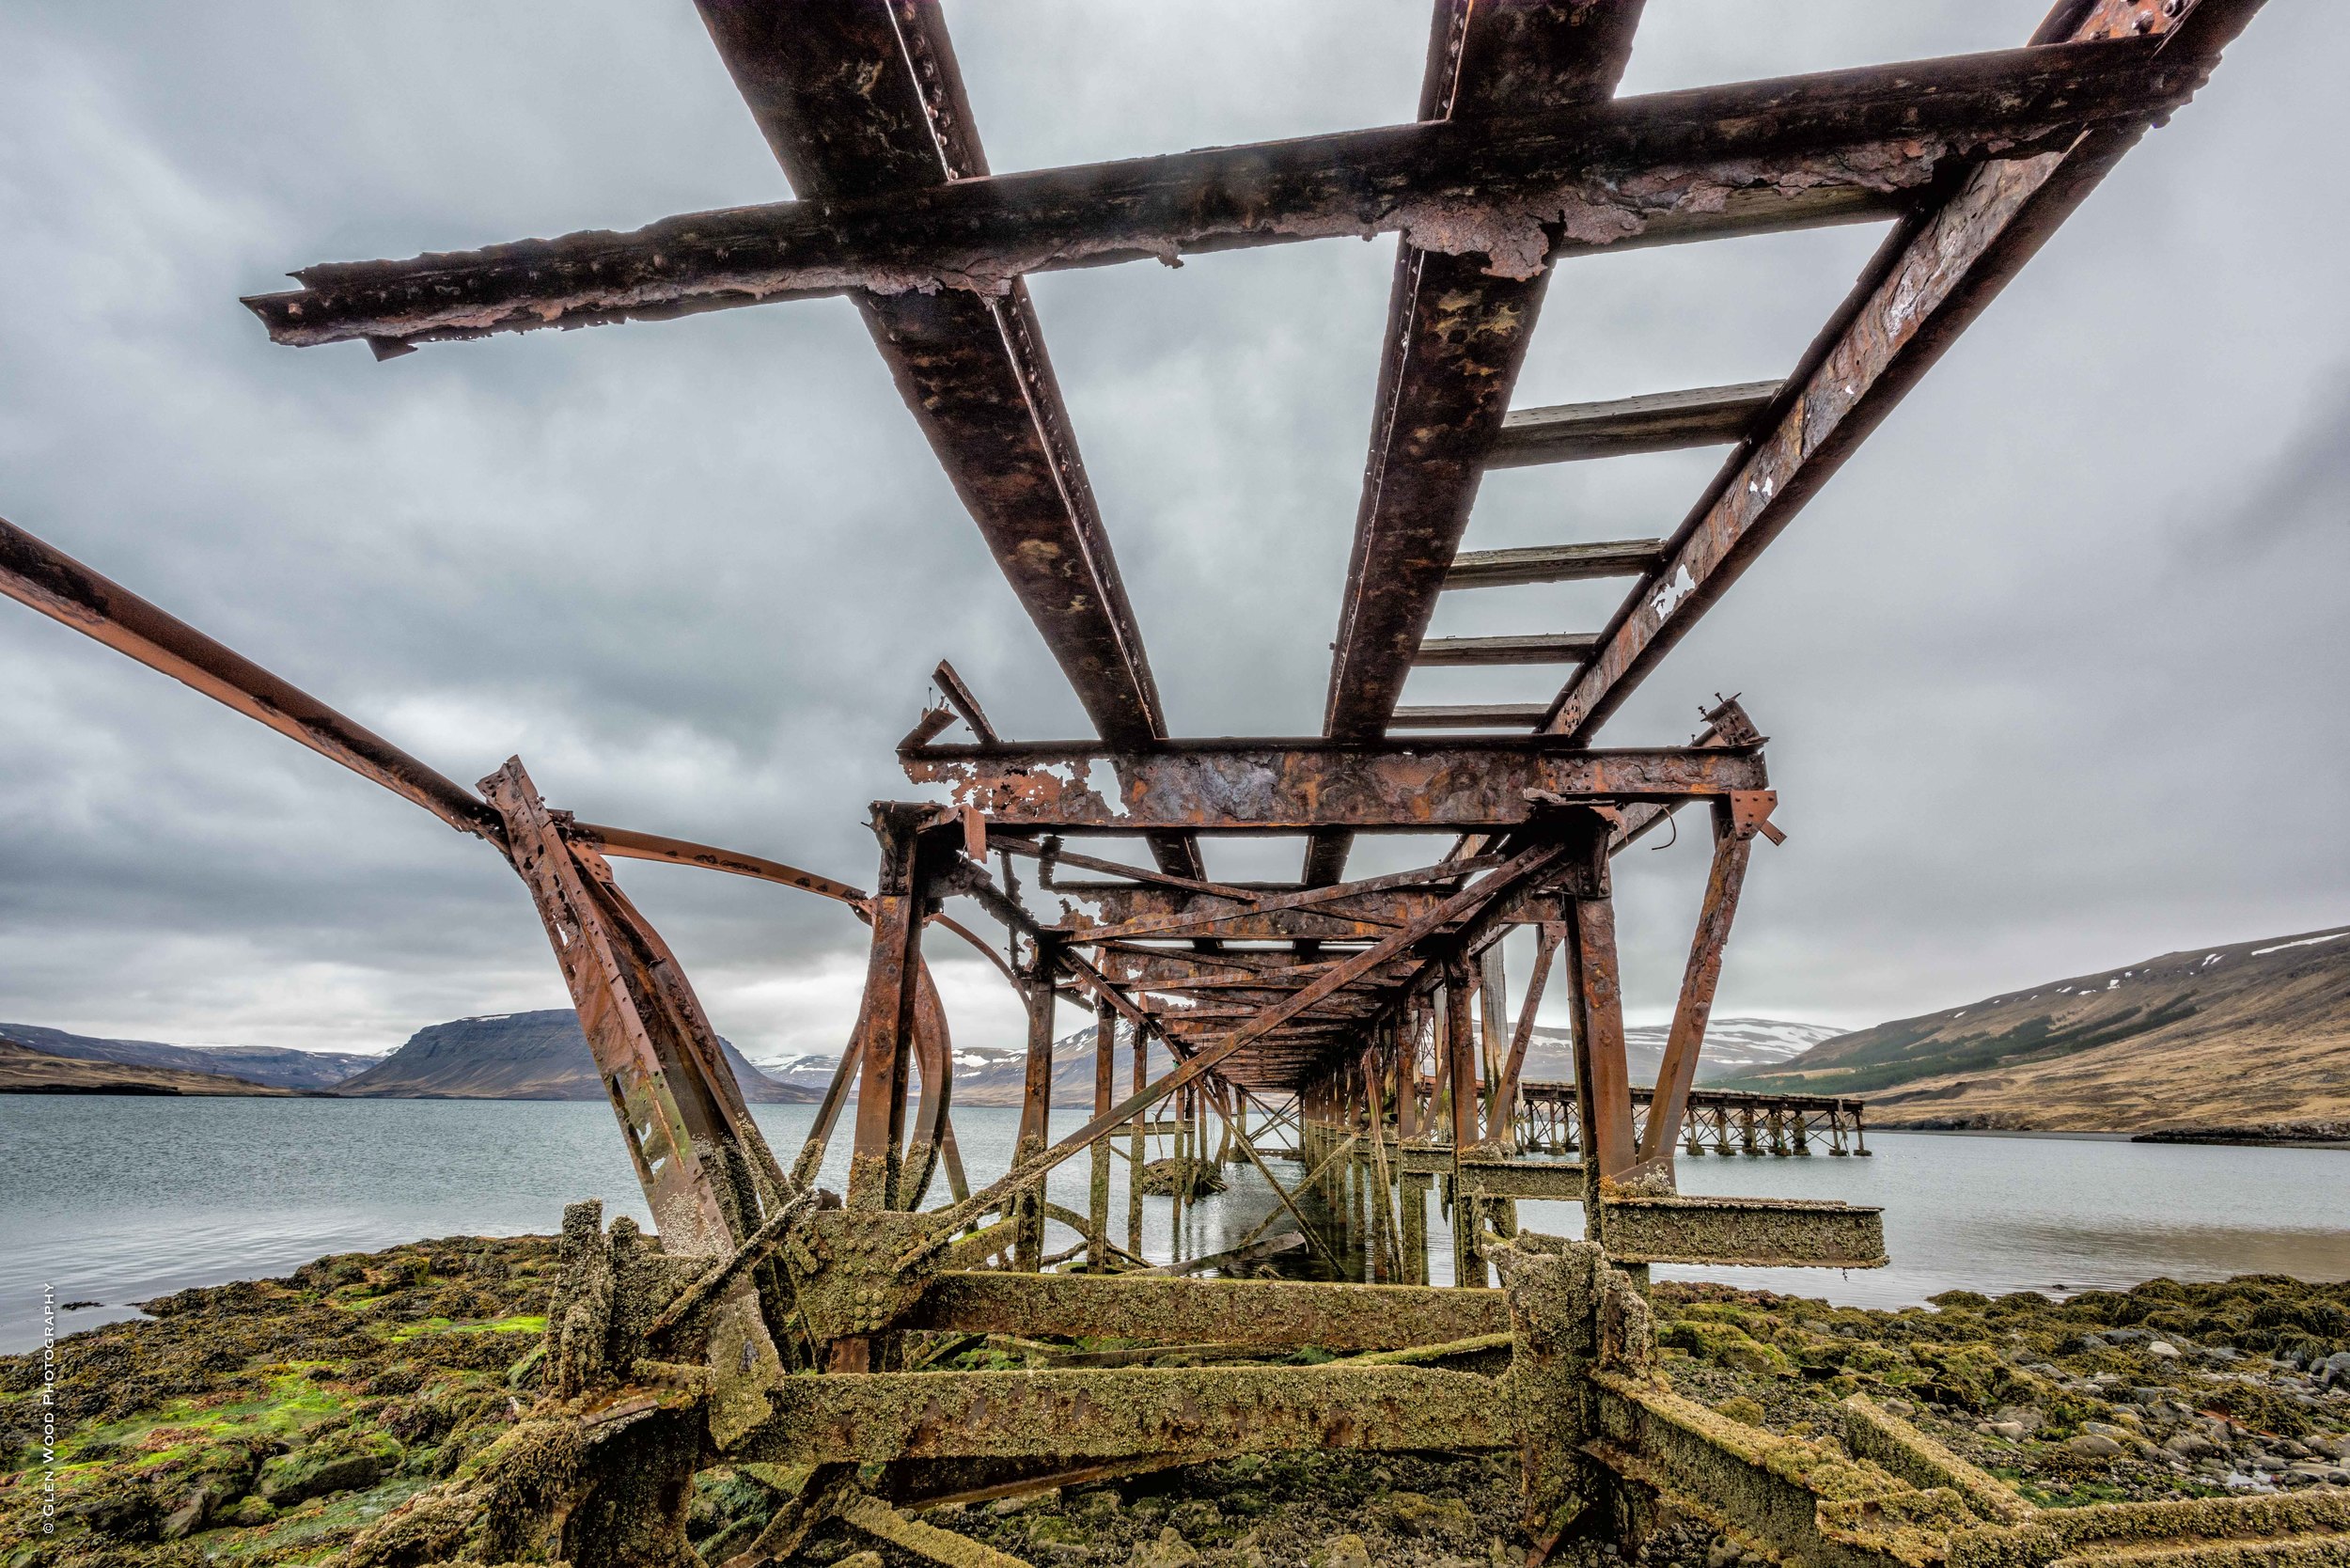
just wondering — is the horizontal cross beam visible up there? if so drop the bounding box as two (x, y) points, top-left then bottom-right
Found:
(1414, 633), (1598, 666)
(906, 1271), (1508, 1349)
(245, 39), (2200, 353)
(1486, 382), (1780, 468)
(1443, 541), (1665, 589)
(902, 741), (1763, 833)
(741, 1363), (1512, 1466)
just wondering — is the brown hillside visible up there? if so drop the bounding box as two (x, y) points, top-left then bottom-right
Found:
(0, 1038), (291, 1096)
(1724, 925), (2350, 1132)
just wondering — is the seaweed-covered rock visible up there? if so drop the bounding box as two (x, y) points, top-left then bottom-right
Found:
(257, 1427), (405, 1505)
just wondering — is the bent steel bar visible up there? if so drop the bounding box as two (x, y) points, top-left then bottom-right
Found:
(903, 740), (1764, 833)
(0, 513), (496, 839)
(571, 821), (869, 906)
(243, 39), (2203, 352)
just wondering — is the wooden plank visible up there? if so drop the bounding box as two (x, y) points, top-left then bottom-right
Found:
(906, 1270), (1509, 1350)
(1486, 382), (1779, 468)
(742, 1364), (1513, 1466)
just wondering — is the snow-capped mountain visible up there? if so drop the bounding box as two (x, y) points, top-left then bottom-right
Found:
(753, 1017), (1835, 1102)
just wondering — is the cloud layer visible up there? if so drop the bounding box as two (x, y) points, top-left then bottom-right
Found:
(2, 2), (2343, 1063)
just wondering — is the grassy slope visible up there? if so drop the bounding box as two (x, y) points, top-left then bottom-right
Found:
(1723, 926), (2350, 1131)
(0, 1040), (290, 1097)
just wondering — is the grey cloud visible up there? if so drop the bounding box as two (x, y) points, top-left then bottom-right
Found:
(2, 2), (2343, 1062)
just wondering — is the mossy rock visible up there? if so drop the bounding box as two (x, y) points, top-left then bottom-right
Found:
(1658, 1319), (1795, 1377)
(1383, 1490), (1474, 1537)
(257, 1427), (404, 1506)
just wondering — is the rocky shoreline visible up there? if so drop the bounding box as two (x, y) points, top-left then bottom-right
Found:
(3, 1239), (2343, 1566)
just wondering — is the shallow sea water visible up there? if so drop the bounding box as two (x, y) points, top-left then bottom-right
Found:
(3, 1096), (2344, 1351)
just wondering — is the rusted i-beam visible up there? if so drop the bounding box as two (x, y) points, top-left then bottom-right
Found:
(243, 39), (2210, 353)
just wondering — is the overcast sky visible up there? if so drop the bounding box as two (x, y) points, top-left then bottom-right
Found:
(2, 2), (2343, 1067)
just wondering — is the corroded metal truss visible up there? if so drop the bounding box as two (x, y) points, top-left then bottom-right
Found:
(1, 3), (2299, 1564)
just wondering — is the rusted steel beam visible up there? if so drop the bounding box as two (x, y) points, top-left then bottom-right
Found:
(570, 822), (867, 905)
(1637, 807), (1755, 1165)
(1442, 541), (1665, 590)
(1543, 0), (2262, 743)
(1389, 702), (1552, 729)
(0, 513), (496, 839)
(849, 805), (946, 1209)
(1444, 955), (1478, 1151)
(479, 759), (785, 1442)
(1486, 382), (1780, 469)
(1493, 922), (1559, 1153)
(932, 841), (1574, 1234)
(1065, 897), (1418, 944)
(904, 741), (1766, 834)
(932, 659), (1000, 746)
(691, 1), (1198, 881)
(907, 1270), (1508, 1349)
(1414, 633), (1598, 666)
(1054, 856), (1496, 943)
(1565, 895), (1637, 1183)
(1320, 0), (1645, 759)
(742, 1363), (1512, 1466)
(243, 40), (2208, 353)
(1455, 1157), (1583, 1202)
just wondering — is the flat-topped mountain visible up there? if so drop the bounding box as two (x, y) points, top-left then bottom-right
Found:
(0, 1021), (373, 1091)
(1721, 925), (2350, 1132)
(336, 1011), (818, 1103)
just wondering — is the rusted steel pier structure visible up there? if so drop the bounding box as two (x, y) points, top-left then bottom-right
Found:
(6, 2), (2326, 1563)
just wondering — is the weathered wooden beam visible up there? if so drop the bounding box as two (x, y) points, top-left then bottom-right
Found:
(1543, 0), (2261, 743)
(1442, 541), (1666, 590)
(906, 1270), (1508, 1350)
(244, 39), (2204, 353)
(741, 1363), (1512, 1466)
(1455, 1157), (1584, 1201)
(1486, 382), (1780, 469)
(903, 740), (1766, 834)
(1414, 633), (1599, 666)
(1597, 1195), (1886, 1268)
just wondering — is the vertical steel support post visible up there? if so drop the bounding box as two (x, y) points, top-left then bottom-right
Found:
(1565, 893), (1639, 1206)
(1013, 939), (1060, 1271)
(1127, 1015), (1148, 1257)
(850, 805), (936, 1211)
(1088, 996), (1116, 1269)
(1478, 942), (1509, 1135)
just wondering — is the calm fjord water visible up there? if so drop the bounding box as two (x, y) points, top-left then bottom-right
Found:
(4, 1096), (2345, 1352)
